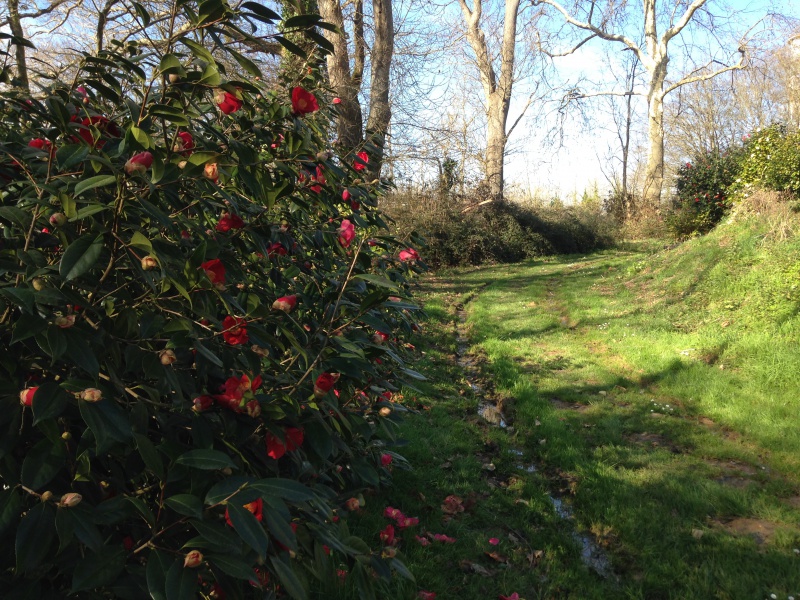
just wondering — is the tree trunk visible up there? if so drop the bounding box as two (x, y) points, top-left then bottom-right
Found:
(7, 0), (30, 91)
(364, 0), (393, 180)
(643, 60), (667, 207)
(485, 98), (507, 203)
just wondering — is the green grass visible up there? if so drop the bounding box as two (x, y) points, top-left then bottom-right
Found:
(326, 213), (800, 600)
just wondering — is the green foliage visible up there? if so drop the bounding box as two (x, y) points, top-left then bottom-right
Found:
(666, 148), (744, 239)
(385, 196), (616, 268)
(732, 124), (800, 198)
(0, 3), (424, 597)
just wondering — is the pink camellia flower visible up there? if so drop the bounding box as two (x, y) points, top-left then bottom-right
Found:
(418, 592), (437, 600)
(399, 248), (420, 262)
(291, 87), (319, 115)
(215, 89), (243, 114)
(204, 162), (219, 183)
(201, 259), (226, 288)
(373, 331), (390, 345)
(342, 189), (351, 202)
(59, 492), (83, 507)
(353, 151), (368, 172)
(216, 213), (244, 233)
(332, 97), (341, 105)
(124, 151), (153, 176)
(397, 516), (419, 529)
(380, 453), (393, 467)
(415, 535), (431, 546)
(221, 315), (248, 345)
(175, 131), (195, 154)
(311, 165), (326, 193)
(266, 427), (304, 459)
(49, 213), (67, 227)
(19, 387), (37, 407)
(314, 372), (340, 397)
(379, 524), (395, 546)
(338, 219), (355, 248)
(77, 115), (120, 147)
(499, 594), (520, 600)
(384, 506), (403, 520)
(272, 295), (297, 312)
(489, 537), (500, 546)
(432, 533), (456, 543)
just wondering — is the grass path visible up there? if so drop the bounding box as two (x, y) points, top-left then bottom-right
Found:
(334, 244), (800, 600)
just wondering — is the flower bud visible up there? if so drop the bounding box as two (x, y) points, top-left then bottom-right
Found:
(251, 345), (269, 357)
(272, 295), (297, 312)
(141, 256), (158, 271)
(19, 387), (37, 407)
(40, 491), (53, 502)
(204, 162), (219, 182)
(168, 73), (181, 84)
(381, 546), (397, 559)
(345, 497), (360, 511)
(79, 388), (103, 402)
(59, 492), (82, 507)
(183, 550), (204, 568)
(61, 431), (71, 440)
(159, 349), (177, 365)
(124, 151), (154, 176)
(379, 407), (392, 417)
(49, 212), (67, 227)
(54, 314), (76, 328)
(31, 277), (46, 291)
(380, 453), (393, 466)
(192, 395), (214, 412)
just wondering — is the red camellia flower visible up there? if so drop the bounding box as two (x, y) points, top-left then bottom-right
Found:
(175, 131), (195, 154)
(215, 373), (262, 412)
(28, 138), (53, 153)
(221, 315), (248, 345)
(338, 219), (355, 248)
(192, 395), (215, 412)
(124, 151), (153, 176)
(379, 524), (395, 546)
(291, 87), (319, 115)
(353, 151), (368, 172)
(216, 213), (244, 233)
(380, 453), (393, 467)
(201, 259), (226, 287)
(266, 427), (304, 459)
(225, 498), (263, 526)
(78, 115), (120, 147)
(314, 372), (340, 397)
(267, 242), (288, 258)
(418, 592), (437, 600)
(272, 295), (297, 312)
(215, 89), (243, 114)
(399, 248), (420, 262)
(19, 387), (37, 407)
(498, 594), (520, 600)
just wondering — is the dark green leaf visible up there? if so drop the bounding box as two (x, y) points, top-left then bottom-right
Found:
(135, 433), (165, 479)
(15, 502), (55, 573)
(164, 557), (198, 600)
(227, 501), (268, 557)
(241, 2), (279, 21)
(263, 509), (296, 553)
(146, 549), (171, 600)
(250, 478), (315, 503)
(164, 494), (203, 519)
(21, 438), (66, 490)
(353, 274), (400, 290)
(63, 330), (100, 377)
(59, 234), (104, 281)
(275, 36), (307, 59)
(74, 174), (117, 197)
(32, 381), (70, 424)
(71, 547), (126, 591)
(207, 554), (259, 584)
(282, 14), (322, 28)
(158, 54), (184, 74)
(175, 449), (235, 470)
(0, 489), (22, 537)
(270, 554), (308, 600)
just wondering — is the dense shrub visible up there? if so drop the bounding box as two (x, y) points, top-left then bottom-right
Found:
(666, 147), (744, 239)
(384, 193), (616, 268)
(731, 124), (800, 198)
(0, 4), (424, 598)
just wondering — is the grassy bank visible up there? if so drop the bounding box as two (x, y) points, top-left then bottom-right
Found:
(330, 209), (800, 600)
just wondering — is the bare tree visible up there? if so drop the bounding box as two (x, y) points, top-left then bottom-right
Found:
(536, 0), (765, 206)
(318, 0), (393, 179)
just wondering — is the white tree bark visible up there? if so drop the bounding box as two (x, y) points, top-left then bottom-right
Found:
(457, 0), (521, 204)
(538, 0), (747, 207)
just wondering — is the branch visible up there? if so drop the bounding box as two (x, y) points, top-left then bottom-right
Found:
(0, 0), (76, 28)
(352, 0), (365, 88)
(541, 33), (596, 58)
(664, 0), (708, 42)
(664, 54), (746, 96)
(534, 0), (647, 66)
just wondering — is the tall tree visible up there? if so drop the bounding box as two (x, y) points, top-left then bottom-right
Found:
(537, 0), (759, 206)
(456, 0), (522, 204)
(318, 0), (393, 179)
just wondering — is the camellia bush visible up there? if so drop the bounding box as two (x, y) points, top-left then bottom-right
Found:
(0, 3), (425, 598)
